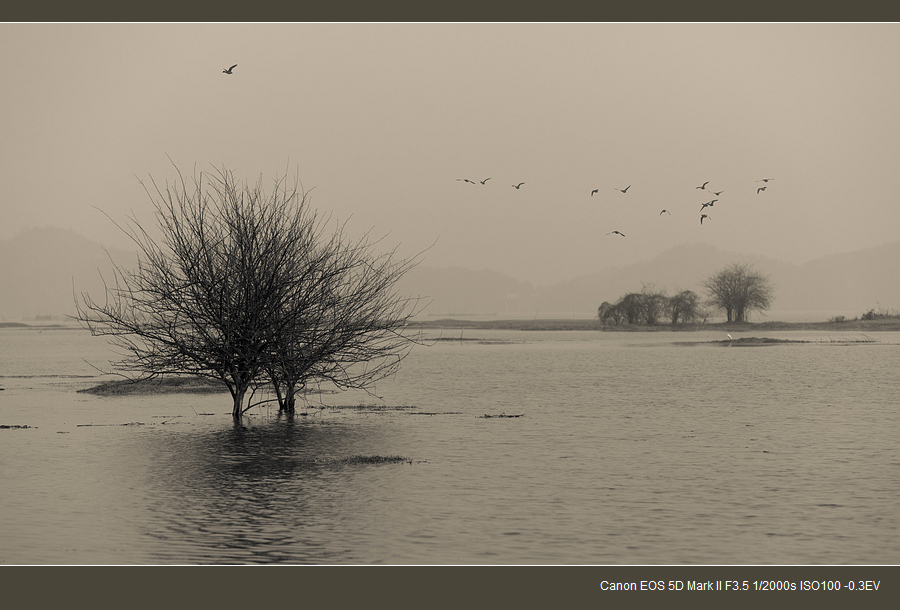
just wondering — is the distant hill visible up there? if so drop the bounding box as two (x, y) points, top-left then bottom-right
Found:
(399, 241), (900, 320)
(0, 227), (137, 320)
(2, 227), (897, 322)
(395, 265), (537, 317)
(773, 241), (900, 313)
(543, 241), (900, 319)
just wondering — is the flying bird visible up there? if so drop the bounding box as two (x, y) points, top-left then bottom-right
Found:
(480, 178), (491, 185)
(757, 186), (767, 194)
(712, 190), (724, 196)
(591, 189), (599, 196)
(660, 209), (670, 215)
(700, 200), (717, 211)
(700, 214), (710, 224)
(727, 333), (733, 340)
(757, 178), (774, 182)
(607, 230), (626, 237)
(696, 181), (709, 190)
(512, 182), (525, 189)
(457, 178), (477, 184)
(223, 64), (237, 74)
(615, 185), (631, 193)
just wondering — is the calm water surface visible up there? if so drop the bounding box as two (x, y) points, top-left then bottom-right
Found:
(1, 326), (898, 564)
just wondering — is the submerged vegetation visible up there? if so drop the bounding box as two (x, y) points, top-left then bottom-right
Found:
(81, 376), (228, 395)
(298, 455), (411, 465)
(708, 336), (877, 346)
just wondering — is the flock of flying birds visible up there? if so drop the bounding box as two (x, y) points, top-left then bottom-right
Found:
(225, 62), (777, 241)
(456, 174), (776, 238)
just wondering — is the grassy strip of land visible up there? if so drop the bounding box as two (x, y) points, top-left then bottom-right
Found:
(301, 455), (410, 465)
(414, 317), (900, 332)
(80, 376), (228, 395)
(675, 336), (879, 347)
(80, 376), (343, 397)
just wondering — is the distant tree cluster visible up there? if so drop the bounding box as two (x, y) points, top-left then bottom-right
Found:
(76, 164), (424, 418)
(858, 306), (900, 321)
(598, 263), (776, 326)
(598, 285), (704, 326)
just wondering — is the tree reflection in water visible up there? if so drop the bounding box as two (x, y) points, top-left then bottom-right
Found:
(140, 412), (399, 564)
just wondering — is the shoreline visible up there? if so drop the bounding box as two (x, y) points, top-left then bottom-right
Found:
(5, 318), (900, 333)
(411, 318), (900, 332)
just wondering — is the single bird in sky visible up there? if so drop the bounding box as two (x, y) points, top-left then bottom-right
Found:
(480, 178), (491, 185)
(591, 189), (599, 196)
(757, 178), (774, 182)
(757, 186), (767, 194)
(615, 185), (631, 193)
(712, 190), (724, 196)
(223, 64), (237, 74)
(700, 214), (710, 224)
(607, 230), (626, 237)
(696, 181), (709, 190)
(457, 178), (477, 184)
(660, 209), (671, 215)
(512, 182), (525, 189)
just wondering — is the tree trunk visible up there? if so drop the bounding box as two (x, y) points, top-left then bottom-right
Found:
(231, 385), (247, 418)
(272, 378), (285, 411)
(283, 384), (296, 415)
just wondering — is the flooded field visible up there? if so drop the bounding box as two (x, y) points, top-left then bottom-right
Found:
(1, 325), (899, 564)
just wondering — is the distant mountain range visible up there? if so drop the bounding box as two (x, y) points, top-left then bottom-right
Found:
(0, 227), (137, 320)
(2, 227), (898, 322)
(395, 241), (900, 320)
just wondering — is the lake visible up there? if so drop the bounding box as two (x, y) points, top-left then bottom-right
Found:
(1, 325), (898, 564)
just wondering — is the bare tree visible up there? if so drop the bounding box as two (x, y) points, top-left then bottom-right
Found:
(262, 227), (422, 414)
(76, 164), (424, 418)
(615, 292), (645, 325)
(598, 301), (613, 324)
(702, 262), (775, 323)
(667, 289), (701, 325)
(640, 284), (668, 325)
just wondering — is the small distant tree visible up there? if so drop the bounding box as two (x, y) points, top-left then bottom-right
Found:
(667, 289), (700, 325)
(598, 301), (613, 323)
(640, 284), (668, 325)
(618, 292), (645, 325)
(598, 301), (624, 325)
(76, 164), (423, 418)
(702, 263), (774, 323)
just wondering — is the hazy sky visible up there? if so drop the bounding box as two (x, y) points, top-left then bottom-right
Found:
(3, 23), (899, 285)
